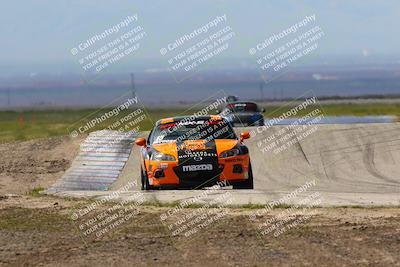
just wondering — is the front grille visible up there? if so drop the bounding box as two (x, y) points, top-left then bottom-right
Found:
(173, 164), (224, 188)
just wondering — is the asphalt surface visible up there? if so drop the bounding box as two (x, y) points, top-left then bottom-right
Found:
(53, 123), (400, 206)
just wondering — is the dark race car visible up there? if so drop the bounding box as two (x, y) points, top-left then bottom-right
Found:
(134, 115), (253, 190)
(219, 101), (265, 126)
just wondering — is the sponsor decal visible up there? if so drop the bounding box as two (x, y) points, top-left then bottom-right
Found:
(177, 141), (208, 151)
(177, 120), (206, 126)
(160, 163), (169, 169)
(178, 151), (217, 159)
(193, 156), (203, 161)
(224, 158), (244, 163)
(182, 164), (213, 172)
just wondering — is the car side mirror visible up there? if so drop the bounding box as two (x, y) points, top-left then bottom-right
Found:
(135, 138), (147, 147)
(240, 131), (250, 141)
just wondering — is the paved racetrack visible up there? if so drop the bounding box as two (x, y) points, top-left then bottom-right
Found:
(54, 123), (400, 206)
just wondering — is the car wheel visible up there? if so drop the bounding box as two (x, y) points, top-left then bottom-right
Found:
(233, 162), (254, 189)
(141, 167), (152, 191)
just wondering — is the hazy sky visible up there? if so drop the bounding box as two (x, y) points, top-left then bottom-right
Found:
(1, 0), (399, 64)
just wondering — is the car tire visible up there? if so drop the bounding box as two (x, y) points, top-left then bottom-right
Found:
(233, 162), (254, 189)
(141, 167), (152, 191)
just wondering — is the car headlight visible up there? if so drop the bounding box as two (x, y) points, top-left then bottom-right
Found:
(150, 150), (176, 161)
(220, 148), (240, 158)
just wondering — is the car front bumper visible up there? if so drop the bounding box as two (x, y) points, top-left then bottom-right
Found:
(144, 155), (250, 188)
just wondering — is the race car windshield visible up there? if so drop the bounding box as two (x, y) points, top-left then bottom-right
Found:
(226, 103), (258, 112)
(150, 120), (237, 144)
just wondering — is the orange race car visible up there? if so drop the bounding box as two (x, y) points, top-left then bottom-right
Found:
(135, 115), (253, 190)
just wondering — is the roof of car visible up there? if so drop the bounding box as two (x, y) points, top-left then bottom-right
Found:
(156, 115), (223, 125)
